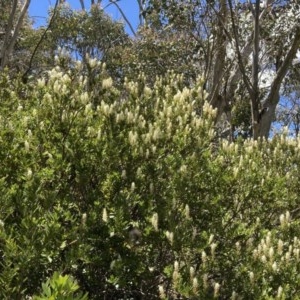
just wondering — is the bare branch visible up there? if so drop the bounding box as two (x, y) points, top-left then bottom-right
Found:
(107, 0), (136, 37)
(228, 0), (253, 97)
(227, 0), (274, 93)
(136, 0), (145, 26)
(22, 0), (60, 82)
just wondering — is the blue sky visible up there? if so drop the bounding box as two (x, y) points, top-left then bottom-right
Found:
(29, 0), (140, 35)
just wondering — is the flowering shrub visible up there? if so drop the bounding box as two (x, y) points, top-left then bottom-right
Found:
(1, 61), (300, 299)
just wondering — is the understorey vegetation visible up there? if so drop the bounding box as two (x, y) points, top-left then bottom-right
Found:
(1, 62), (300, 299)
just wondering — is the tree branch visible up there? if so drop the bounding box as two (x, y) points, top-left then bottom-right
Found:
(226, 0), (274, 96)
(107, 0), (136, 37)
(265, 28), (300, 107)
(22, 0), (60, 82)
(228, 0), (253, 97)
(136, 0), (145, 26)
(79, 0), (85, 10)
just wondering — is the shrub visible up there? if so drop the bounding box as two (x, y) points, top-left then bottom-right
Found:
(0, 62), (300, 298)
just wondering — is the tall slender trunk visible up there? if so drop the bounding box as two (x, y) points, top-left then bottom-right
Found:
(251, 0), (261, 139)
(208, 0), (227, 122)
(0, 0), (31, 71)
(0, 0), (18, 70)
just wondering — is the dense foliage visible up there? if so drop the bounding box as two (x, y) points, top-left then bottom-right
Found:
(1, 61), (300, 299)
(1, 1), (300, 299)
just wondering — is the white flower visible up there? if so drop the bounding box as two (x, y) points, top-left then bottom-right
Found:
(37, 78), (45, 88)
(102, 77), (113, 89)
(131, 182), (136, 192)
(166, 231), (174, 245)
(27, 168), (33, 179)
(269, 247), (274, 260)
(172, 267), (179, 285)
(192, 277), (198, 293)
(85, 103), (92, 115)
(211, 243), (217, 258)
(180, 164), (187, 173)
(88, 58), (97, 68)
(236, 242), (241, 253)
(174, 261), (179, 271)
(249, 272), (254, 284)
(279, 214), (285, 226)
(261, 255), (267, 263)
(214, 282), (220, 297)
(102, 208), (108, 223)
(129, 131), (138, 146)
(158, 285), (166, 299)
(272, 262), (277, 272)
(285, 211), (290, 223)
(277, 239), (284, 255)
(277, 286), (283, 298)
(80, 92), (89, 105)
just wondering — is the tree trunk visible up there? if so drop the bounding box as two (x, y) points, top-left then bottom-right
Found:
(0, 0), (18, 70)
(208, 0), (227, 122)
(258, 97), (278, 138)
(259, 28), (300, 138)
(250, 0), (261, 140)
(0, 0), (31, 71)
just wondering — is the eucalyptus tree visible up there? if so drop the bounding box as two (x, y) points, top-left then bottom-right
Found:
(25, 1), (130, 97)
(0, 0), (32, 72)
(130, 0), (300, 139)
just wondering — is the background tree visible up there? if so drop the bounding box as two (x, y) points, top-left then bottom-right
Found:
(0, 0), (33, 72)
(126, 0), (300, 139)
